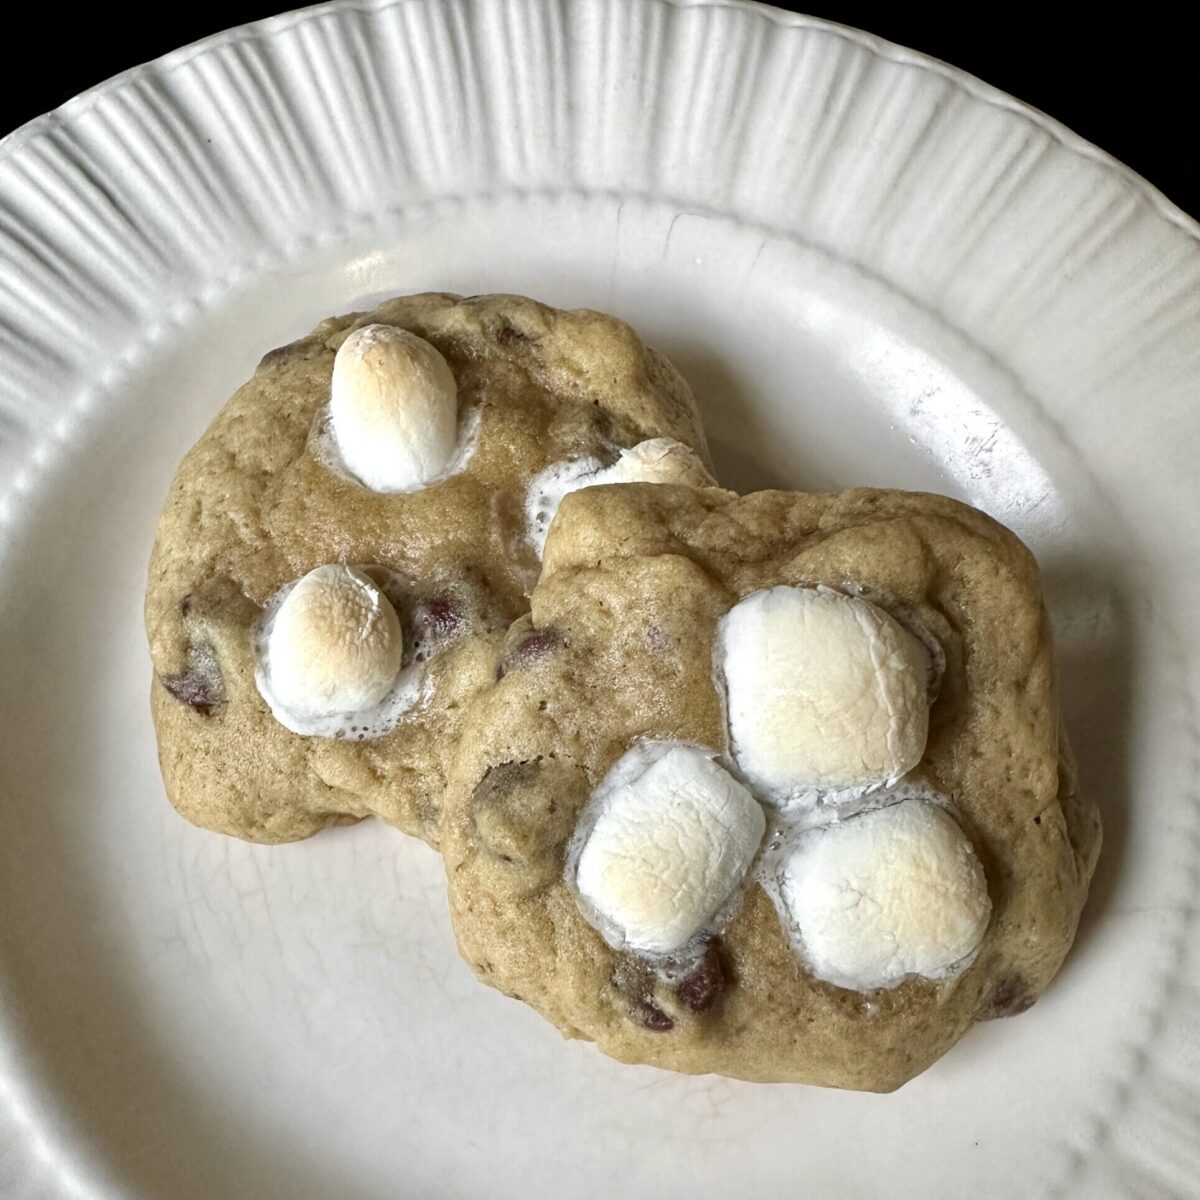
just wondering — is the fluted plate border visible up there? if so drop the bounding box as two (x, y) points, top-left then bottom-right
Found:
(1, 2), (1198, 1198)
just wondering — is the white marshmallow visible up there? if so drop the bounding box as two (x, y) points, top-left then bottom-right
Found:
(718, 586), (930, 802)
(260, 565), (403, 723)
(778, 799), (991, 990)
(571, 743), (766, 955)
(330, 324), (458, 492)
(605, 438), (715, 488)
(526, 438), (713, 556)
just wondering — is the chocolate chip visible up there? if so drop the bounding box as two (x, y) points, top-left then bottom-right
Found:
(675, 941), (727, 1013)
(161, 644), (224, 716)
(978, 976), (1035, 1020)
(612, 956), (676, 1032)
(495, 323), (528, 346)
(417, 593), (462, 640)
(516, 630), (559, 660)
(632, 1000), (675, 1032)
(497, 630), (561, 679)
(162, 672), (219, 715)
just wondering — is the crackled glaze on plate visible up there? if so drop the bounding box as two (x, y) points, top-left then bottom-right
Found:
(1, 2), (1198, 1198)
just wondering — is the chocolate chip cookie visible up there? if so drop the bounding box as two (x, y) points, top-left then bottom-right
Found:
(146, 294), (710, 844)
(438, 482), (1101, 1090)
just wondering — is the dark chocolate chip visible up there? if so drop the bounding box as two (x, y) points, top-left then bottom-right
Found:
(612, 956), (675, 1032)
(516, 629), (559, 659)
(675, 941), (727, 1014)
(160, 643), (224, 716)
(495, 323), (528, 346)
(161, 670), (219, 716)
(497, 630), (561, 680)
(417, 593), (463, 640)
(632, 999), (675, 1032)
(978, 976), (1036, 1020)
(516, 633), (561, 662)
(161, 672), (219, 715)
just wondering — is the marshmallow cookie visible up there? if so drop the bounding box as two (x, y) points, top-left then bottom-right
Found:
(146, 293), (712, 844)
(439, 483), (1100, 1090)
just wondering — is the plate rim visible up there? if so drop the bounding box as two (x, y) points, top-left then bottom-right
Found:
(0, 3), (1197, 1199)
(2, 0), (1196, 247)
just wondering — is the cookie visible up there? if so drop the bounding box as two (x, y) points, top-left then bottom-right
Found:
(146, 294), (711, 844)
(439, 483), (1101, 1090)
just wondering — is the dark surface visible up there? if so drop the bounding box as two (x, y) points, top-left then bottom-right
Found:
(0, 3), (1195, 219)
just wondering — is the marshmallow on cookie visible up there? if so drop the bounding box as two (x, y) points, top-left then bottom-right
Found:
(526, 438), (714, 556)
(718, 586), (932, 803)
(255, 564), (413, 738)
(778, 798), (992, 990)
(331, 324), (459, 492)
(570, 743), (766, 955)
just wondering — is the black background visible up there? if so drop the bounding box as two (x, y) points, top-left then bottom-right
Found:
(1, 3), (1196, 219)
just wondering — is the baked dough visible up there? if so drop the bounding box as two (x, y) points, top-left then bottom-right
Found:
(438, 483), (1101, 1090)
(145, 294), (709, 844)
(146, 293), (1100, 1091)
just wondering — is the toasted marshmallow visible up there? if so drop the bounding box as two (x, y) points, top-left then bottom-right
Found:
(718, 586), (930, 802)
(526, 438), (714, 556)
(330, 324), (458, 492)
(571, 743), (765, 954)
(260, 565), (403, 724)
(779, 798), (991, 990)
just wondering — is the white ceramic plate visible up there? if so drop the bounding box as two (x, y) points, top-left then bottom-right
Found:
(2, 2), (1198, 1196)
